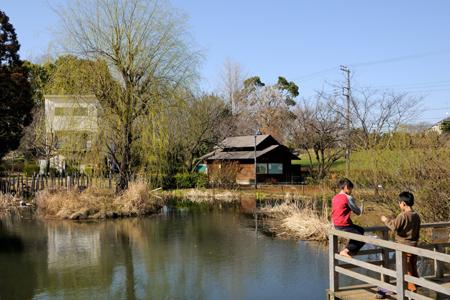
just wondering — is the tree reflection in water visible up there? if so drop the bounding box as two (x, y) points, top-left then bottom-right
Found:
(0, 210), (329, 299)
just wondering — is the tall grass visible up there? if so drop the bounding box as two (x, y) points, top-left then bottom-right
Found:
(0, 193), (20, 217)
(36, 182), (163, 219)
(260, 201), (331, 241)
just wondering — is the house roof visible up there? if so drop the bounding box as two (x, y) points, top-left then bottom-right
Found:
(218, 134), (272, 148)
(200, 144), (300, 161)
(45, 95), (98, 103)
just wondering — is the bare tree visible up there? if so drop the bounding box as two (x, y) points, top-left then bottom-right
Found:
(337, 88), (422, 149)
(290, 93), (346, 180)
(220, 59), (245, 114)
(184, 94), (233, 171)
(20, 107), (59, 173)
(58, 0), (199, 191)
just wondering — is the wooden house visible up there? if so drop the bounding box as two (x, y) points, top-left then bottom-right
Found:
(199, 135), (301, 185)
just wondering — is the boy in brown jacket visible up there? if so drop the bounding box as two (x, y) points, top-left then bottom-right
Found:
(379, 191), (421, 296)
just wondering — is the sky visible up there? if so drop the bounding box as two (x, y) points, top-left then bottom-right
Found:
(2, 0), (450, 124)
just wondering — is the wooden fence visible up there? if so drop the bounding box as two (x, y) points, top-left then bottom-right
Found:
(0, 174), (114, 197)
(328, 222), (450, 300)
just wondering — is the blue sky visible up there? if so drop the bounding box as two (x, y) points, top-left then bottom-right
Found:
(3, 0), (450, 123)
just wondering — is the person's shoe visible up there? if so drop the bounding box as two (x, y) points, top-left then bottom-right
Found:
(375, 290), (386, 299)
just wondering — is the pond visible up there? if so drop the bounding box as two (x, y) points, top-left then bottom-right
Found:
(0, 209), (329, 300)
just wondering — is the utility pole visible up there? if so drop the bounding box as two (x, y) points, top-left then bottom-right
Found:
(340, 65), (351, 178)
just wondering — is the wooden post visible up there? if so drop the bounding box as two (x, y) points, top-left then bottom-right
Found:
(395, 250), (405, 300)
(329, 233), (339, 295)
(434, 245), (444, 278)
(21, 176), (24, 196)
(31, 175), (35, 193)
(381, 229), (389, 283)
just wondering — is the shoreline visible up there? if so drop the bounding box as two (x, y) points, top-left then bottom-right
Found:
(0, 185), (392, 242)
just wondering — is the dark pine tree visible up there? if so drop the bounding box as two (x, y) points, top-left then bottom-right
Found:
(0, 10), (33, 159)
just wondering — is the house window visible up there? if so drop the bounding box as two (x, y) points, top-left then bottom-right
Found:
(268, 163), (283, 174)
(55, 107), (89, 116)
(256, 163), (267, 174)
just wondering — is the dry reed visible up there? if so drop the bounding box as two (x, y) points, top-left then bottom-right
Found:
(175, 189), (240, 204)
(0, 193), (20, 217)
(36, 182), (162, 219)
(261, 202), (331, 241)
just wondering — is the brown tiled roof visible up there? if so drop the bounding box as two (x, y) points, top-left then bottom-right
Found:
(200, 145), (300, 161)
(203, 145), (279, 160)
(218, 135), (272, 148)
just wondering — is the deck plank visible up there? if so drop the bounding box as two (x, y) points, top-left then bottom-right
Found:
(327, 285), (396, 300)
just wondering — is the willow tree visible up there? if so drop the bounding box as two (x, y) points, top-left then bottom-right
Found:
(59, 0), (198, 191)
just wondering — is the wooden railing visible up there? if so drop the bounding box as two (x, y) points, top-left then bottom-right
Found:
(329, 222), (450, 300)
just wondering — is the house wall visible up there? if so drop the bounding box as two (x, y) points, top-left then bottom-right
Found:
(45, 96), (99, 134)
(236, 163), (254, 184)
(45, 95), (100, 151)
(206, 156), (301, 185)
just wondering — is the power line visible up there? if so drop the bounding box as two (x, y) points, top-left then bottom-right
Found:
(369, 80), (450, 89)
(348, 49), (450, 68)
(294, 49), (450, 82)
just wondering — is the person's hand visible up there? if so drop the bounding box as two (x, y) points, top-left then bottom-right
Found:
(381, 215), (387, 223)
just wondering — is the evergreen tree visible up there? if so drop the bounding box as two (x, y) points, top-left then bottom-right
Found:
(0, 10), (33, 159)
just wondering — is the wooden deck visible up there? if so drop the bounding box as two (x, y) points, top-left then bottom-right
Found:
(328, 279), (450, 299)
(327, 284), (396, 299)
(327, 222), (450, 300)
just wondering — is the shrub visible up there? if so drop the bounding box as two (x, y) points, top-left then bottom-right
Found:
(23, 161), (39, 176)
(174, 173), (193, 189)
(349, 134), (450, 222)
(173, 172), (209, 189)
(192, 173), (208, 188)
(208, 161), (240, 188)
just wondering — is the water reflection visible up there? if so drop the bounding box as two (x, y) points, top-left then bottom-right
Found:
(0, 210), (329, 300)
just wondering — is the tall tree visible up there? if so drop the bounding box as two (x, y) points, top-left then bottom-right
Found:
(290, 94), (346, 180)
(220, 59), (245, 114)
(234, 76), (299, 142)
(59, 0), (199, 191)
(0, 11), (33, 159)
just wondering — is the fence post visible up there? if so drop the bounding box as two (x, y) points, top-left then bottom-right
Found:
(395, 250), (405, 300)
(434, 245), (444, 278)
(381, 229), (390, 283)
(31, 175), (35, 193)
(329, 232), (339, 295)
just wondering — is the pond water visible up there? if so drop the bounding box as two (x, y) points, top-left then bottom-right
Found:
(0, 209), (330, 300)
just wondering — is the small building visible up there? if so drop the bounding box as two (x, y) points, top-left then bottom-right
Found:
(430, 116), (450, 134)
(200, 135), (301, 185)
(39, 95), (100, 173)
